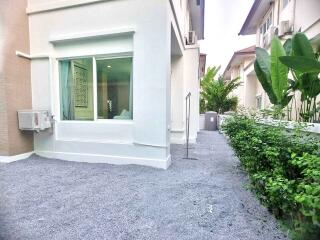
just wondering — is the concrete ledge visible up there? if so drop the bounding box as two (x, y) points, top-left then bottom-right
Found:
(36, 151), (171, 169)
(49, 27), (135, 44)
(27, 0), (108, 15)
(0, 152), (34, 163)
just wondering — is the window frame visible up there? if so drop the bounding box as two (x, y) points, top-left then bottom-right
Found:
(56, 52), (134, 123)
(259, 9), (273, 47)
(256, 95), (263, 110)
(260, 10), (273, 35)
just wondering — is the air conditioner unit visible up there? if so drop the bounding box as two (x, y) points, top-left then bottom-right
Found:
(279, 20), (293, 35)
(18, 110), (51, 131)
(186, 31), (196, 45)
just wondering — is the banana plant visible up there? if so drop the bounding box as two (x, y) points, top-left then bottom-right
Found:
(279, 33), (320, 122)
(254, 37), (292, 109)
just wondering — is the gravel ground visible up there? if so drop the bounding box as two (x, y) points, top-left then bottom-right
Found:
(0, 131), (288, 240)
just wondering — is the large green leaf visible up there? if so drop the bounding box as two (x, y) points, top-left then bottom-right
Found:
(279, 56), (320, 73)
(283, 39), (292, 56)
(254, 60), (278, 104)
(292, 33), (315, 58)
(255, 47), (271, 81)
(270, 37), (289, 103)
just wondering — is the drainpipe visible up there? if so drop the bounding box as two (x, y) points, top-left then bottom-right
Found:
(277, 0), (280, 26)
(292, 0), (296, 33)
(16, 51), (49, 60)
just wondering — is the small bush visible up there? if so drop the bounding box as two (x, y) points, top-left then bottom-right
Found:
(222, 114), (320, 239)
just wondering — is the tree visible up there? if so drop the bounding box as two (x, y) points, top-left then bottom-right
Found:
(200, 66), (241, 114)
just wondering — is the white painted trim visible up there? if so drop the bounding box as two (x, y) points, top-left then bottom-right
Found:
(27, 0), (109, 15)
(0, 152), (34, 163)
(36, 151), (171, 169)
(49, 27), (136, 44)
(185, 44), (200, 50)
(93, 57), (98, 121)
(132, 142), (167, 148)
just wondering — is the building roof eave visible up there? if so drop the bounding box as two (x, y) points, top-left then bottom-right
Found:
(223, 46), (256, 79)
(239, 0), (274, 36)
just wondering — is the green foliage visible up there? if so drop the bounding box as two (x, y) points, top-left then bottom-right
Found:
(254, 32), (320, 122)
(280, 56), (320, 73)
(254, 48), (278, 104)
(292, 33), (315, 59)
(271, 37), (290, 101)
(254, 37), (292, 108)
(279, 33), (320, 122)
(222, 114), (320, 239)
(200, 66), (241, 113)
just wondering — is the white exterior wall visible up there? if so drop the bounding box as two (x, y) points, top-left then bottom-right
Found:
(27, 0), (201, 168)
(170, 55), (185, 143)
(295, 0), (320, 40)
(183, 47), (200, 143)
(169, 0), (201, 144)
(28, 0), (172, 168)
(171, 0), (192, 39)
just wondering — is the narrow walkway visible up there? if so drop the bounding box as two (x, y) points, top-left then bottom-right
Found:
(0, 131), (288, 240)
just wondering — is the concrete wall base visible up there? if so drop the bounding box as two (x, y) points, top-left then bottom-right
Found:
(36, 151), (172, 169)
(0, 152), (34, 163)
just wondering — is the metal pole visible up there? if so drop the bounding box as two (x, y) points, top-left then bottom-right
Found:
(186, 95), (190, 158)
(184, 92), (197, 160)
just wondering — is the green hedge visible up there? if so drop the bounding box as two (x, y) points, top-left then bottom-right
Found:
(222, 115), (320, 239)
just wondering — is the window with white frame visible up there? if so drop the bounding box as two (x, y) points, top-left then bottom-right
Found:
(59, 56), (133, 121)
(256, 95), (262, 110)
(260, 11), (273, 35)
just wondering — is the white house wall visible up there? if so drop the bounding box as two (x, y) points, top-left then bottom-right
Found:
(169, 2), (201, 144)
(28, 0), (172, 168)
(183, 47), (200, 143)
(170, 55), (185, 144)
(295, 0), (320, 39)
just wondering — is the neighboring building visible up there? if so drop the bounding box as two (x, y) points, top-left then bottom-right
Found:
(199, 53), (207, 78)
(0, 0), (205, 169)
(0, 0), (33, 160)
(224, 0), (320, 110)
(223, 46), (267, 109)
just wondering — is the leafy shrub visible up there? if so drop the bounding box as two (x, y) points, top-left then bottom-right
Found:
(222, 114), (320, 239)
(200, 66), (241, 114)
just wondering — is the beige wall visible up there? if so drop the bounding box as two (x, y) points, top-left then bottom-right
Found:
(295, 0), (320, 39)
(0, 0), (33, 156)
(256, 0), (320, 47)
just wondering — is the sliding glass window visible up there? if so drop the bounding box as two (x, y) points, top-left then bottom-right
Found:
(96, 57), (133, 120)
(59, 56), (132, 121)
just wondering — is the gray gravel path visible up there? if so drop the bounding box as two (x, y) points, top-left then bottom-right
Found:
(0, 131), (288, 240)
